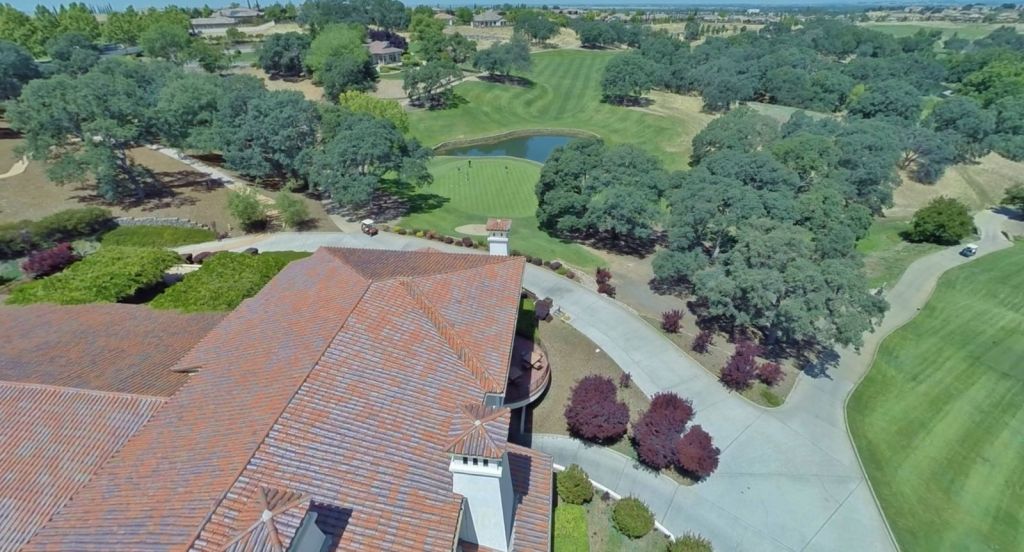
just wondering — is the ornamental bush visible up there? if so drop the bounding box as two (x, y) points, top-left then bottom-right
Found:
(720, 340), (760, 391)
(667, 533), (714, 552)
(596, 267), (612, 284)
(756, 362), (784, 386)
(661, 309), (683, 333)
(692, 330), (714, 354)
(151, 252), (294, 312)
(633, 393), (694, 470)
(7, 247), (180, 305)
(0, 207), (114, 260)
(22, 243), (79, 279)
(556, 464), (594, 505)
(228, 190), (269, 231)
(597, 282), (616, 297)
(274, 192), (311, 229)
(612, 497), (654, 538)
(564, 375), (630, 444)
(553, 504), (589, 552)
(676, 424), (720, 479)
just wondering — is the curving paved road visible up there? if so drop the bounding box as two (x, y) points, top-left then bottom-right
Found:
(176, 210), (1013, 551)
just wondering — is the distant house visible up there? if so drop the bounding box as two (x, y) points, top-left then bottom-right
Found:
(472, 9), (506, 27)
(214, 7), (262, 21)
(190, 15), (240, 34)
(367, 40), (404, 65)
(98, 43), (143, 57)
(435, 12), (457, 26)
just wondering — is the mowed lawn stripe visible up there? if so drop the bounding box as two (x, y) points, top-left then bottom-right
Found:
(849, 243), (1024, 551)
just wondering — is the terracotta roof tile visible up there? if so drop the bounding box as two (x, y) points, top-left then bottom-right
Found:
(508, 444), (554, 552)
(22, 247), (548, 552)
(0, 382), (164, 551)
(0, 304), (223, 397)
(445, 404), (511, 458)
(486, 218), (511, 232)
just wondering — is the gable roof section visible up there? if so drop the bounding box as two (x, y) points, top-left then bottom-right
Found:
(23, 248), (529, 552)
(0, 382), (164, 552)
(23, 251), (372, 551)
(507, 444), (554, 551)
(0, 304), (223, 397)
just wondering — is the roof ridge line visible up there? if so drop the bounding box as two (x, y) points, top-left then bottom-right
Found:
(184, 275), (376, 550)
(399, 279), (502, 393)
(0, 380), (168, 403)
(324, 246), (517, 282)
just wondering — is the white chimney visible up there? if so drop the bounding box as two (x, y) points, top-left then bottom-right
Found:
(446, 404), (515, 551)
(486, 218), (511, 256)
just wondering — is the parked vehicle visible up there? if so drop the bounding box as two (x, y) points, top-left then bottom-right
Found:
(960, 244), (978, 257)
(361, 219), (378, 237)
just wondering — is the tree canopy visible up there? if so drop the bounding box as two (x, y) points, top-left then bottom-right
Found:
(0, 40), (40, 100)
(600, 52), (655, 105)
(472, 40), (531, 78)
(258, 32), (312, 78)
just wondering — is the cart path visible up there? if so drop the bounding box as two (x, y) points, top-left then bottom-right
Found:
(0, 157), (28, 180)
(175, 209), (1014, 551)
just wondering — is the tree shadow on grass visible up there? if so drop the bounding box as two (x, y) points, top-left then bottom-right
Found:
(478, 74), (536, 88)
(336, 179), (449, 222)
(74, 170), (222, 211)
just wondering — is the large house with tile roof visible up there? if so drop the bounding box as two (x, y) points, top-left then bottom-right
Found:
(0, 248), (552, 552)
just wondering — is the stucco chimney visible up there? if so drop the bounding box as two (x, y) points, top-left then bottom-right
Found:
(486, 218), (511, 256)
(446, 404), (515, 551)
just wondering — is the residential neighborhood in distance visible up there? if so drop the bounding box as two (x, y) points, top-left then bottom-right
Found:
(0, 0), (1022, 551)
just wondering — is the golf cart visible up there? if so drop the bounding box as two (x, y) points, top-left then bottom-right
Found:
(361, 219), (378, 237)
(960, 244), (978, 257)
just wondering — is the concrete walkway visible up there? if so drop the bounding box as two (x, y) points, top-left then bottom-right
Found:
(174, 210), (1014, 551)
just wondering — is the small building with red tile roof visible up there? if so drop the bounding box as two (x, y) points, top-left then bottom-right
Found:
(16, 248), (552, 552)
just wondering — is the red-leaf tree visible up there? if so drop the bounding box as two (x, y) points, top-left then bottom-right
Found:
(632, 393), (694, 470)
(21, 242), (79, 279)
(676, 424), (720, 479)
(661, 309), (683, 333)
(564, 375), (630, 444)
(720, 339), (760, 391)
(756, 362), (784, 386)
(692, 329), (714, 354)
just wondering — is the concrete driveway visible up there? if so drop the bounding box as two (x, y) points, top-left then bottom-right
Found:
(176, 210), (1014, 551)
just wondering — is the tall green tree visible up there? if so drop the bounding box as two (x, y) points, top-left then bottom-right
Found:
(304, 24), (369, 82)
(258, 32), (311, 77)
(220, 90), (320, 182)
(904, 197), (975, 245)
(472, 40), (530, 77)
(600, 52), (655, 105)
(403, 60), (461, 107)
(515, 11), (557, 43)
(0, 5), (42, 54)
(926, 96), (996, 161)
(45, 32), (100, 76)
(102, 7), (142, 45)
(140, 22), (192, 63)
(847, 79), (922, 121)
(337, 90), (409, 132)
(691, 106), (779, 165)
(0, 40), (40, 100)
(6, 58), (178, 201)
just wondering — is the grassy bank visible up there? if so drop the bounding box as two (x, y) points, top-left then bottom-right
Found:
(849, 243), (1024, 550)
(397, 156), (603, 269)
(857, 218), (945, 289)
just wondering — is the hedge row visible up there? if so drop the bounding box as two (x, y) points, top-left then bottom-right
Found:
(100, 226), (216, 248)
(6, 246), (180, 305)
(553, 504), (589, 552)
(0, 208), (115, 260)
(150, 251), (296, 312)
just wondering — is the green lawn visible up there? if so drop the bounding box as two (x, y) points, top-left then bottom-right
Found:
(397, 156), (603, 269)
(860, 22), (1021, 40)
(849, 243), (1024, 551)
(408, 49), (709, 170)
(857, 218), (945, 289)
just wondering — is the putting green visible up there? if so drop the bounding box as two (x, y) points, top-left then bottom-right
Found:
(397, 157), (602, 269)
(849, 243), (1024, 550)
(408, 49), (709, 170)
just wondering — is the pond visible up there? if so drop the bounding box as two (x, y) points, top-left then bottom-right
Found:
(436, 134), (578, 163)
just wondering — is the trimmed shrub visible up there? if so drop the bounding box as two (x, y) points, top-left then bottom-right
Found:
(151, 251), (294, 312)
(612, 497), (654, 538)
(530, 257), (543, 266)
(415, 230), (425, 238)
(461, 236), (473, 247)
(596, 267), (612, 284)
(633, 393), (694, 470)
(22, 243), (79, 279)
(100, 226), (216, 248)
(564, 375), (630, 444)
(556, 266), (568, 275)
(228, 190), (269, 231)
(549, 260), (562, 270)
(444, 236), (455, 244)
(0, 208), (114, 260)
(556, 464), (594, 505)
(676, 424), (720, 479)
(397, 228), (408, 235)
(668, 533), (714, 552)
(720, 340), (759, 391)
(0, 260), (21, 284)
(756, 362), (784, 386)
(6, 247), (180, 305)
(661, 309), (683, 333)
(565, 270), (575, 279)
(274, 192), (311, 229)
(553, 504), (589, 552)
(597, 282), (616, 297)
(692, 330), (714, 354)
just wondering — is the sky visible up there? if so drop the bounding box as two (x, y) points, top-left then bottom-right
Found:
(5, 0), (987, 13)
